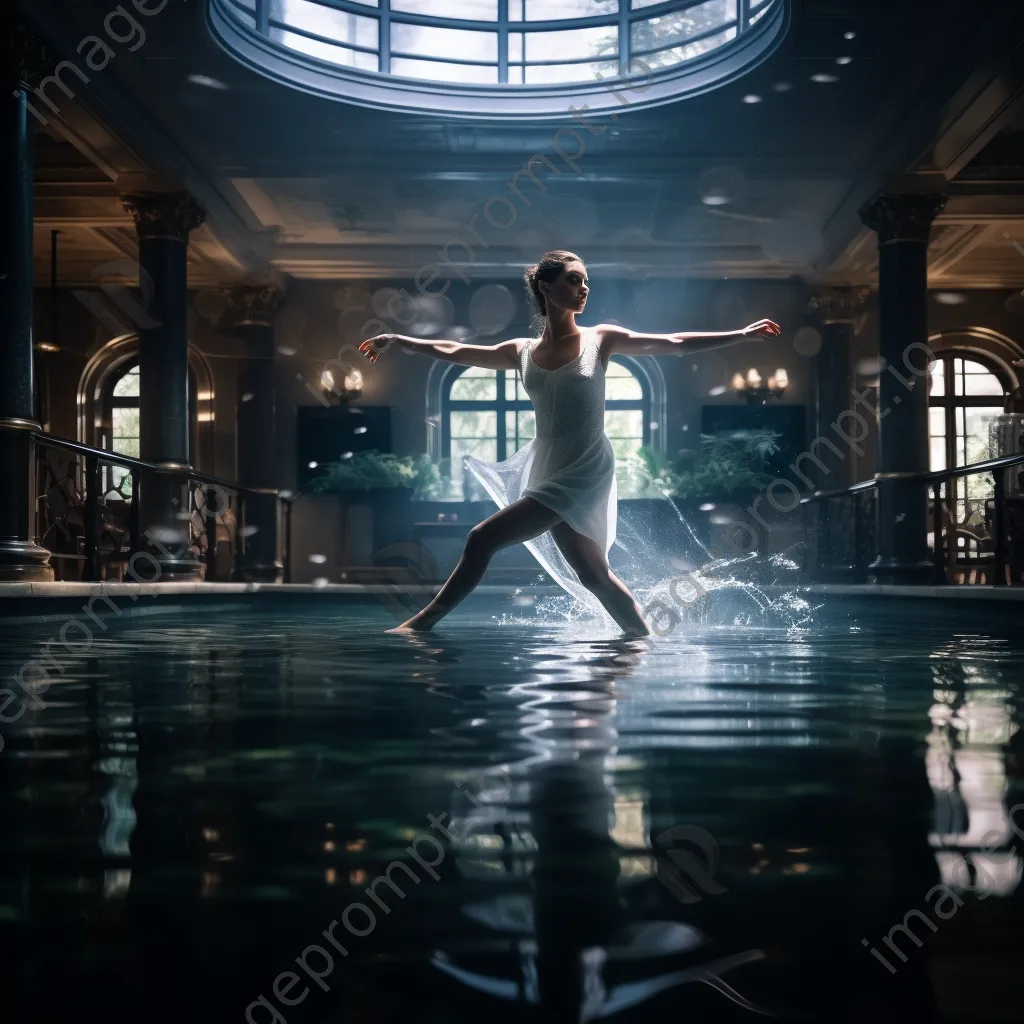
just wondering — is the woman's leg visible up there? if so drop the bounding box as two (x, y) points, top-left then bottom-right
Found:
(391, 497), (562, 631)
(551, 522), (650, 637)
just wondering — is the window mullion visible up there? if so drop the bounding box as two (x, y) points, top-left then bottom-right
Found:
(255, 0), (269, 35)
(498, 0), (508, 83)
(380, 0), (391, 74)
(496, 369), (508, 461)
(946, 355), (958, 519)
(442, 382), (451, 459)
(619, 0), (630, 72)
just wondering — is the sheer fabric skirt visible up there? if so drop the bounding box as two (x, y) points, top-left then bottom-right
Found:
(464, 429), (617, 612)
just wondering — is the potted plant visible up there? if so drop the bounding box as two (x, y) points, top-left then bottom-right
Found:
(309, 451), (432, 495)
(309, 451), (447, 552)
(630, 430), (781, 503)
(623, 432), (781, 550)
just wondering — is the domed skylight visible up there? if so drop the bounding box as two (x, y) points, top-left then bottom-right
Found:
(210, 0), (787, 119)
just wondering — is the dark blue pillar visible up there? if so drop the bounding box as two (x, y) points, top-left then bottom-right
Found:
(122, 191), (206, 580)
(860, 194), (948, 584)
(807, 287), (871, 491)
(228, 285), (283, 583)
(0, 22), (53, 581)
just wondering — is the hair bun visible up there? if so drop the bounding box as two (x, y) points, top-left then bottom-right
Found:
(524, 249), (582, 320)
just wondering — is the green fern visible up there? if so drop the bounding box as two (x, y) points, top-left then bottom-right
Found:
(628, 430), (781, 500)
(310, 451), (441, 496)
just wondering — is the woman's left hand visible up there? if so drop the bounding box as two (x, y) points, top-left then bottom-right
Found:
(359, 335), (393, 363)
(742, 319), (781, 340)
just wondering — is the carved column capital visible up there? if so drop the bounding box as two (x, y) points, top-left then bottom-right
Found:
(0, 16), (53, 92)
(859, 193), (948, 246)
(121, 191), (206, 243)
(806, 286), (873, 325)
(225, 285), (284, 327)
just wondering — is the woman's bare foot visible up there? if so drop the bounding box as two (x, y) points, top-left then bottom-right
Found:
(385, 607), (443, 633)
(621, 624), (651, 639)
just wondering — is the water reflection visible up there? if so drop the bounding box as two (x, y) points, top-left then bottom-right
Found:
(926, 641), (1022, 898)
(433, 639), (772, 1018)
(4, 606), (1023, 1023)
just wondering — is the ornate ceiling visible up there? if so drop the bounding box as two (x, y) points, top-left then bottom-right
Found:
(22, 0), (1024, 289)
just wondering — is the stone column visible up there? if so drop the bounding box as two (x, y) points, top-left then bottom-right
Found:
(121, 191), (206, 580)
(860, 193), (947, 584)
(807, 287), (871, 492)
(227, 285), (283, 582)
(0, 20), (53, 581)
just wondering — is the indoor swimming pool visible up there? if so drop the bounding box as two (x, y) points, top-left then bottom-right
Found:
(2, 594), (1022, 1022)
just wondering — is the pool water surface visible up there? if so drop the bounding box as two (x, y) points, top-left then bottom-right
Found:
(2, 595), (1022, 1022)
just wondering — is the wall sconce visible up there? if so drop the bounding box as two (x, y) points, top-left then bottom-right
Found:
(732, 367), (788, 405)
(321, 368), (364, 404)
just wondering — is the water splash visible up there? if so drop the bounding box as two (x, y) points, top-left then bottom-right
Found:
(491, 497), (813, 633)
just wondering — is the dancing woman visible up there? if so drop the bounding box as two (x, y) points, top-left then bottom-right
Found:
(360, 250), (780, 635)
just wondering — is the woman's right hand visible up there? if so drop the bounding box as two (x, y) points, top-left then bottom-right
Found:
(359, 335), (393, 363)
(742, 319), (782, 340)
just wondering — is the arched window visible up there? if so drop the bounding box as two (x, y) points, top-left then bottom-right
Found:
(440, 356), (654, 498)
(210, 0), (788, 119)
(104, 363), (141, 496)
(80, 335), (216, 498)
(928, 353), (1009, 525)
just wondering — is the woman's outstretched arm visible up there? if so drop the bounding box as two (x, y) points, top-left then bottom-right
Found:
(596, 319), (781, 358)
(360, 334), (521, 370)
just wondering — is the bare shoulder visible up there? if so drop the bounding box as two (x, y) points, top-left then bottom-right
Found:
(496, 337), (527, 367)
(592, 323), (630, 340)
(591, 323), (630, 358)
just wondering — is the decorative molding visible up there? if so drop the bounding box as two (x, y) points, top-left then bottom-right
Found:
(925, 223), (992, 278)
(225, 285), (285, 327)
(121, 191), (207, 244)
(0, 15), (53, 92)
(807, 286), (873, 325)
(859, 193), (949, 246)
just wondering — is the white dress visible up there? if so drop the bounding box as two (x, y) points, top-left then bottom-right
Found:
(465, 326), (617, 612)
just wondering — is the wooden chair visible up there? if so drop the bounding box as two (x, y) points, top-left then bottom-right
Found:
(946, 526), (995, 584)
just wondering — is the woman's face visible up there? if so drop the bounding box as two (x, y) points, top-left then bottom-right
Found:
(541, 260), (589, 314)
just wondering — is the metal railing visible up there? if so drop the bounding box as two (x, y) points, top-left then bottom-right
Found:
(19, 430), (282, 582)
(801, 452), (1024, 585)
